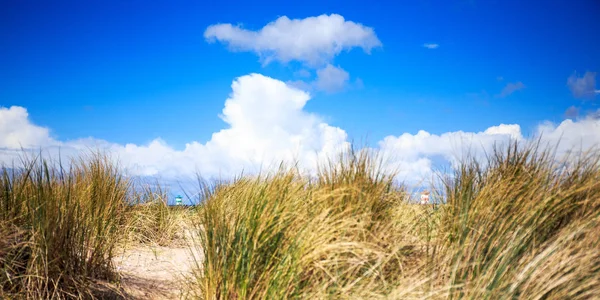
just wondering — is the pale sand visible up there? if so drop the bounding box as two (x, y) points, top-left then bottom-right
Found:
(113, 229), (203, 299)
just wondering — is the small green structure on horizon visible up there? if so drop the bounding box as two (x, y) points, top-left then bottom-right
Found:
(175, 195), (183, 206)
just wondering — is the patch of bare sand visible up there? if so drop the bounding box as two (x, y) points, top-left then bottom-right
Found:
(113, 229), (203, 299)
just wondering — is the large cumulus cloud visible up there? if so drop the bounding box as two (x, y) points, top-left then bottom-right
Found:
(2, 74), (600, 186)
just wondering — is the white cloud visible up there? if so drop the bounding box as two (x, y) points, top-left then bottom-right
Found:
(2, 75), (600, 187)
(378, 124), (525, 181)
(535, 115), (600, 155)
(114, 74), (352, 179)
(204, 14), (381, 94)
(314, 64), (350, 93)
(588, 109), (600, 120)
(1, 74), (350, 180)
(0, 106), (53, 149)
(567, 71), (600, 99)
(496, 81), (525, 98)
(204, 14), (382, 67)
(287, 64), (352, 93)
(423, 43), (439, 49)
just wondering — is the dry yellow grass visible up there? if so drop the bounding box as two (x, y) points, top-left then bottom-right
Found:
(0, 152), (129, 299)
(2, 139), (599, 299)
(187, 141), (600, 299)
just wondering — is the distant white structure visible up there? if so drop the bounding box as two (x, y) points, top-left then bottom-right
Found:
(175, 195), (183, 206)
(420, 190), (430, 205)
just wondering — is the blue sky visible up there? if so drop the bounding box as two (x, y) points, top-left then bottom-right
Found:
(1, 0), (600, 196)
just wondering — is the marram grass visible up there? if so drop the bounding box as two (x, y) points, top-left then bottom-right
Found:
(0, 152), (129, 299)
(2, 139), (600, 299)
(123, 179), (192, 247)
(188, 141), (600, 299)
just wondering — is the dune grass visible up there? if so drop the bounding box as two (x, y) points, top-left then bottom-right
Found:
(2, 139), (599, 299)
(123, 179), (192, 247)
(0, 152), (129, 299)
(0, 152), (194, 299)
(189, 140), (600, 299)
(189, 148), (421, 299)
(430, 141), (600, 299)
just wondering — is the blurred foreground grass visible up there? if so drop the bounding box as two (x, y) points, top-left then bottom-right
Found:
(2, 140), (599, 299)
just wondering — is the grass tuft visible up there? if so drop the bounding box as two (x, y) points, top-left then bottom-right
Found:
(0, 151), (128, 299)
(3, 138), (599, 299)
(188, 140), (600, 299)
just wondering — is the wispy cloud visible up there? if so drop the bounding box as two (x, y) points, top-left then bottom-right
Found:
(567, 71), (600, 99)
(294, 69), (312, 78)
(496, 81), (525, 98)
(354, 78), (364, 89)
(314, 64), (350, 93)
(288, 65), (357, 93)
(423, 43), (439, 49)
(564, 106), (580, 119)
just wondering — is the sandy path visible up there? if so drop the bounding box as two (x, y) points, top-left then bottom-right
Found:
(113, 229), (203, 299)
